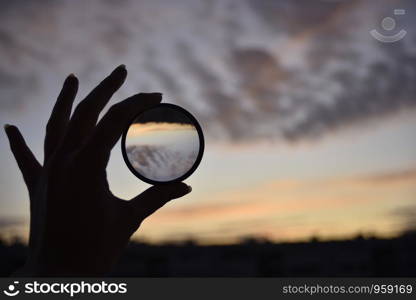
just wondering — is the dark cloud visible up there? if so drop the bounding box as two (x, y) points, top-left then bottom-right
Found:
(133, 106), (195, 125)
(0, 217), (25, 228)
(145, 62), (182, 97)
(248, 0), (348, 35)
(0, 69), (39, 110)
(231, 48), (286, 112)
(391, 206), (416, 233)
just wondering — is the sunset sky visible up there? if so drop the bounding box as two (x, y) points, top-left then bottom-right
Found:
(0, 0), (416, 244)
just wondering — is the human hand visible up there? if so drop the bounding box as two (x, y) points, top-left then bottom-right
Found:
(5, 65), (191, 276)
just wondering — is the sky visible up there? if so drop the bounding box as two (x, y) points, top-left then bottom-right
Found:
(0, 0), (416, 244)
(126, 122), (200, 181)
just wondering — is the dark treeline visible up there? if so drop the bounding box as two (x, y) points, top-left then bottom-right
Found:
(1, 232), (416, 277)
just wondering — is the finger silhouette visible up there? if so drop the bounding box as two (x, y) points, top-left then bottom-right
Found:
(44, 74), (78, 161)
(4, 125), (42, 191)
(129, 183), (191, 221)
(85, 93), (162, 165)
(62, 65), (127, 150)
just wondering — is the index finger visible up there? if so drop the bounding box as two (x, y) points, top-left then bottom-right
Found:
(61, 65), (127, 151)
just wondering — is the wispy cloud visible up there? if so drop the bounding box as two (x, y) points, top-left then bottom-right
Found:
(126, 144), (198, 181)
(0, 217), (25, 228)
(127, 122), (195, 137)
(138, 167), (416, 243)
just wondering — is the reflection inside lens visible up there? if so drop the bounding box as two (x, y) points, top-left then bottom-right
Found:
(125, 106), (200, 182)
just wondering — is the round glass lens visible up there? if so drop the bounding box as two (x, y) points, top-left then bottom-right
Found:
(122, 104), (204, 184)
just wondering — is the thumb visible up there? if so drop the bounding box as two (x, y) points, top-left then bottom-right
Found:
(129, 182), (192, 220)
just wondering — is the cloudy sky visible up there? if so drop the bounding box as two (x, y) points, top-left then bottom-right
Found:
(126, 122), (200, 181)
(1, 0), (416, 243)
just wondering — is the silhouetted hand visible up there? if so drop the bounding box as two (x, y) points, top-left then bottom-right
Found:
(4, 65), (191, 276)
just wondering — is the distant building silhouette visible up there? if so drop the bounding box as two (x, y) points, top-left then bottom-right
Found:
(1, 233), (415, 276)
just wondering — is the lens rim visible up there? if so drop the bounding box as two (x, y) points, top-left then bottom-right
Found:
(121, 103), (205, 185)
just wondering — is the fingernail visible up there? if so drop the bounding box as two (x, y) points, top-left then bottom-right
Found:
(118, 64), (126, 70)
(66, 73), (77, 82)
(187, 185), (192, 193)
(4, 124), (11, 131)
